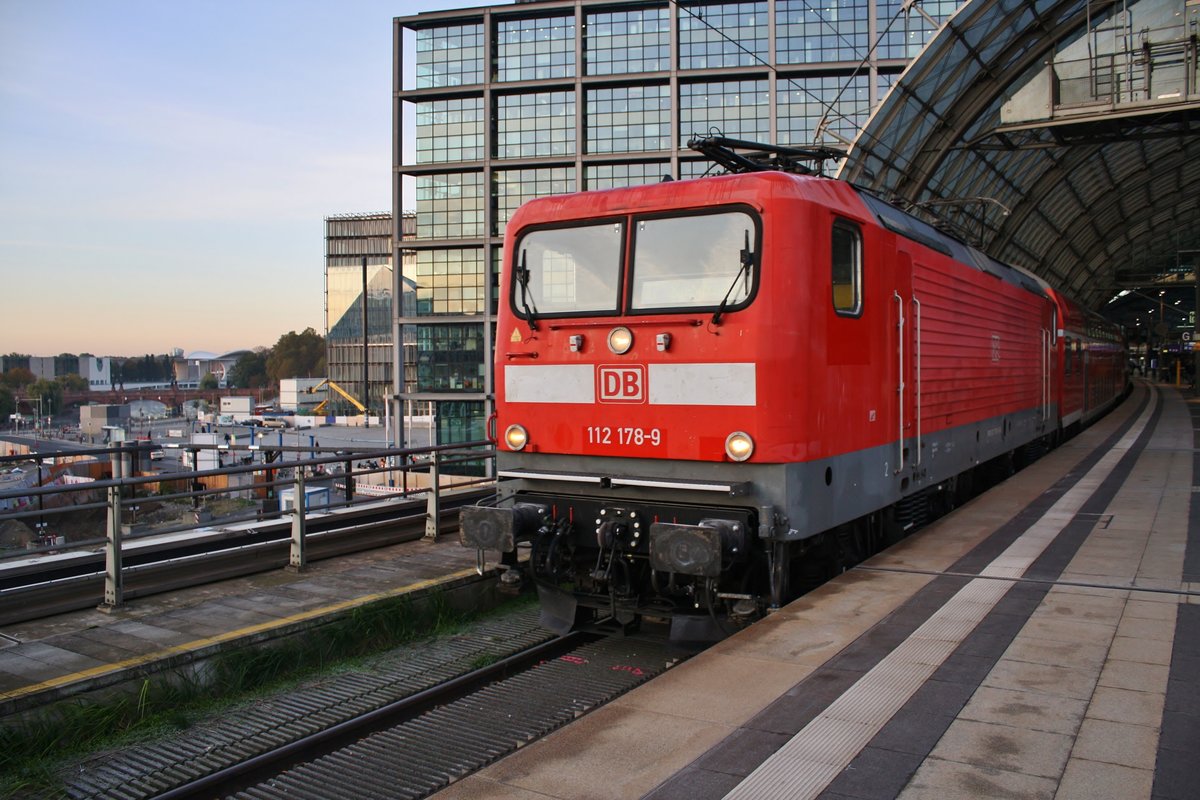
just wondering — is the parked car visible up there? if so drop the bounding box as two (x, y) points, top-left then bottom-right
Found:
(261, 418), (289, 429)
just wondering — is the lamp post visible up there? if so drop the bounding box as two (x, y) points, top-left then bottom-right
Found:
(34, 456), (46, 542)
(25, 396), (43, 438)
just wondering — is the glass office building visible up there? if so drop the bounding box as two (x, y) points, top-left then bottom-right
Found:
(325, 213), (417, 417)
(392, 0), (953, 445)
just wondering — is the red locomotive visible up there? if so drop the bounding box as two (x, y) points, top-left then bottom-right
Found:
(461, 139), (1127, 639)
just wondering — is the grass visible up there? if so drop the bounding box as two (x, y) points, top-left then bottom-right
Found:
(0, 591), (536, 799)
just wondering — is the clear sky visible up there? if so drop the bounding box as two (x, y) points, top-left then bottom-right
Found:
(0, 0), (451, 359)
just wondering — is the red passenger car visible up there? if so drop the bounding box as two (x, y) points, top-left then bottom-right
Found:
(462, 142), (1126, 638)
(1044, 288), (1128, 432)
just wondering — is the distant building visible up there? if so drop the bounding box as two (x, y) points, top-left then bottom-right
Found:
(219, 397), (254, 416)
(80, 404), (130, 438)
(279, 378), (324, 413)
(29, 356), (74, 380)
(3, 354), (112, 390)
(172, 350), (251, 387)
(0, 355), (29, 375)
(79, 356), (113, 390)
(324, 212), (417, 417)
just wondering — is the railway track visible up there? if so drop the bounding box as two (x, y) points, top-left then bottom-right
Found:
(0, 489), (489, 626)
(61, 608), (688, 800)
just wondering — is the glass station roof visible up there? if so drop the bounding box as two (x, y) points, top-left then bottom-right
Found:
(839, 0), (1200, 314)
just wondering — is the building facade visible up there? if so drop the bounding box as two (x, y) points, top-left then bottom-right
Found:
(3, 354), (113, 390)
(392, 0), (957, 445)
(78, 356), (113, 390)
(324, 212), (417, 417)
(172, 351), (249, 388)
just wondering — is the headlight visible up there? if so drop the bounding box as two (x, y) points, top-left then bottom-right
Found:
(607, 326), (634, 354)
(504, 424), (528, 451)
(725, 431), (754, 461)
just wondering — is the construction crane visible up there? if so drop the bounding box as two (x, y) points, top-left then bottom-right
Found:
(306, 379), (367, 415)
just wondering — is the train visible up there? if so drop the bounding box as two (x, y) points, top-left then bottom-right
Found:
(461, 140), (1127, 640)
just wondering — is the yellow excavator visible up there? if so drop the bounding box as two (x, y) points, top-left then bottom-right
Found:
(307, 379), (367, 414)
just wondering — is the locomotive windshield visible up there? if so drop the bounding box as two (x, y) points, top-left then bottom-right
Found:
(510, 208), (759, 319)
(513, 221), (624, 316)
(630, 210), (758, 312)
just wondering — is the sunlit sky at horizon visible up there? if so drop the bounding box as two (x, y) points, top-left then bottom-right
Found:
(0, 0), (468, 359)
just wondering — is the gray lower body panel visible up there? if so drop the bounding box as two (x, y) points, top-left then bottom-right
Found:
(495, 407), (1053, 541)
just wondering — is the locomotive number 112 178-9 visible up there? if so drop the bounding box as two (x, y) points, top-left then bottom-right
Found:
(585, 426), (664, 447)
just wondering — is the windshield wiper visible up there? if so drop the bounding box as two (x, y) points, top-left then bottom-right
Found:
(516, 250), (539, 331)
(712, 230), (754, 326)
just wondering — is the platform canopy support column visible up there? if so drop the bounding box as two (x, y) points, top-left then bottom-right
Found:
(99, 429), (126, 612)
(289, 470), (307, 571)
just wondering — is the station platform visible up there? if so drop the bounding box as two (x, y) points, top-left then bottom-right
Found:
(0, 532), (490, 720)
(433, 381), (1198, 800)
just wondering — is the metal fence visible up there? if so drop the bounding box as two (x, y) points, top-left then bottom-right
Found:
(0, 438), (496, 612)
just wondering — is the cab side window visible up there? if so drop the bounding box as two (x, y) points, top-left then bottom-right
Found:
(832, 220), (863, 317)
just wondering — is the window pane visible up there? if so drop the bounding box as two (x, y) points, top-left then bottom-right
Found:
(586, 85), (670, 154)
(415, 97), (484, 163)
(777, 74), (869, 148)
(876, 0), (950, 59)
(414, 250), (485, 316)
(632, 211), (757, 311)
(496, 16), (576, 81)
(832, 221), (862, 315)
(415, 173), (484, 239)
(415, 24), (483, 88)
(585, 8), (670, 75)
(679, 80), (768, 145)
(514, 222), (624, 315)
(497, 91), (576, 159)
(777, 0), (868, 63)
(585, 162), (672, 189)
(416, 324), (486, 392)
(678, 2), (767, 69)
(493, 167), (577, 235)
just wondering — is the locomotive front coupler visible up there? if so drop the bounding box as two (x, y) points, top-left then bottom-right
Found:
(459, 501), (549, 582)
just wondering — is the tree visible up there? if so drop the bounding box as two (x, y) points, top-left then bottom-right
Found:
(1, 367), (35, 390)
(267, 328), (326, 381)
(0, 386), (13, 420)
(200, 373), (219, 390)
(57, 374), (88, 392)
(113, 354), (172, 384)
(228, 349), (270, 388)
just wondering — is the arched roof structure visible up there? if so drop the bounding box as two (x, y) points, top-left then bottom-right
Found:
(839, 0), (1200, 312)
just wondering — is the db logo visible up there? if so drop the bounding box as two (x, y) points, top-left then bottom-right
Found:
(597, 365), (646, 403)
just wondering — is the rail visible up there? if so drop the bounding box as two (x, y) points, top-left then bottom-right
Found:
(155, 631), (596, 800)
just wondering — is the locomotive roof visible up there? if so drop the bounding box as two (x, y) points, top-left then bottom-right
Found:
(514, 170), (1049, 301)
(672, 137), (1049, 301)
